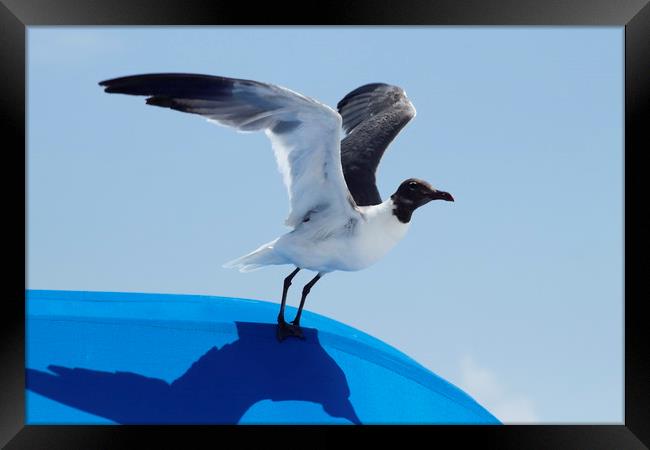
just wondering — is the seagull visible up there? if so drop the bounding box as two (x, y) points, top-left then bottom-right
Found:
(99, 73), (454, 341)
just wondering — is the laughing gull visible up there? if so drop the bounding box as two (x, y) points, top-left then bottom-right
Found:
(99, 74), (454, 340)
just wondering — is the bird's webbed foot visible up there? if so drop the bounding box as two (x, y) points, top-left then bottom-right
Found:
(276, 319), (305, 341)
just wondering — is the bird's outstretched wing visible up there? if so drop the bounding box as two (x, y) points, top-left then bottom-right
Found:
(100, 73), (358, 228)
(337, 83), (416, 206)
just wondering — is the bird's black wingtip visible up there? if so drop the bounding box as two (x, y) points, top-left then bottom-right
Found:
(98, 75), (137, 93)
(97, 73), (239, 98)
(97, 74), (149, 93)
(145, 96), (174, 107)
(101, 86), (124, 94)
(98, 77), (118, 88)
(99, 86), (120, 95)
(336, 82), (392, 110)
(98, 78), (119, 93)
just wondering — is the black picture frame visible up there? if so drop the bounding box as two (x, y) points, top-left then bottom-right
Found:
(3, 0), (648, 447)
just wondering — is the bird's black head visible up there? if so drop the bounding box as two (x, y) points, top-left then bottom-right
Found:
(390, 178), (454, 223)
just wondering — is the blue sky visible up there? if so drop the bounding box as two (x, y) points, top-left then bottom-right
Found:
(27, 27), (623, 423)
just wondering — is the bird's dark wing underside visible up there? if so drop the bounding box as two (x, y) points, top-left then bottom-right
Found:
(337, 83), (416, 206)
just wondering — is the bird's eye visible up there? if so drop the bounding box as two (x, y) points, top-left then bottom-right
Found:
(408, 182), (417, 190)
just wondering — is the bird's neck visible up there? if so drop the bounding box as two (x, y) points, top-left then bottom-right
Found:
(359, 198), (411, 231)
(390, 194), (416, 224)
(359, 198), (410, 245)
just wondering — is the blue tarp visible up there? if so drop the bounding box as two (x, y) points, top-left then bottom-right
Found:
(26, 290), (500, 425)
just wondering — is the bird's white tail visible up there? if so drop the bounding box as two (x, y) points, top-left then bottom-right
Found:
(222, 238), (285, 272)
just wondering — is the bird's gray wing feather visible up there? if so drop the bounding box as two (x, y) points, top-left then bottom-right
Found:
(100, 73), (358, 228)
(337, 83), (416, 206)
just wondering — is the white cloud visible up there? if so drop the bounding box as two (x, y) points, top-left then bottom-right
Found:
(458, 355), (539, 423)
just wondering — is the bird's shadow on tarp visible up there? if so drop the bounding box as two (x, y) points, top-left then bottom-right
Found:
(26, 321), (360, 424)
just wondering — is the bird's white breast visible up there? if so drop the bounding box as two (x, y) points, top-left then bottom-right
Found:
(273, 198), (409, 273)
(345, 199), (410, 271)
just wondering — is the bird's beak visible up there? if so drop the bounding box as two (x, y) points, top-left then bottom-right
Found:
(430, 190), (454, 202)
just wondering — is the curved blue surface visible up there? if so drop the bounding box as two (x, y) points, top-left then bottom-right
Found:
(26, 290), (500, 424)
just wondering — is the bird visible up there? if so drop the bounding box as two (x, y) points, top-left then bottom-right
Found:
(99, 73), (454, 341)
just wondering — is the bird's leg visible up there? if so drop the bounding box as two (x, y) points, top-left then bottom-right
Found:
(278, 267), (300, 323)
(277, 267), (300, 341)
(292, 273), (323, 329)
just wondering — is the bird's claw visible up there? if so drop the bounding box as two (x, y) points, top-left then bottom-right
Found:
(276, 320), (305, 341)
